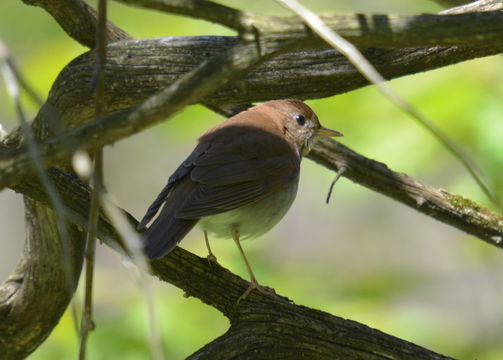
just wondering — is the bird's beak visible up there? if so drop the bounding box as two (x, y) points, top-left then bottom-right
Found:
(316, 128), (343, 137)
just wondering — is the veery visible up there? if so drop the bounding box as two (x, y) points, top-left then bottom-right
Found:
(138, 99), (342, 300)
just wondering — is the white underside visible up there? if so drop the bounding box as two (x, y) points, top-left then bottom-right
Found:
(198, 180), (298, 241)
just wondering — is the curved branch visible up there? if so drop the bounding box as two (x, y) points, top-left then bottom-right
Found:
(9, 169), (453, 360)
(42, 40), (503, 130)
(0, 37), (501, 248)
(118, 0), (260, 34)
(0, 199), (85, 359)
(152, 252), (453, 360)
(119, 0), (503, 48)
(308, 139), (503, 248)
(2, 38), (503, 188)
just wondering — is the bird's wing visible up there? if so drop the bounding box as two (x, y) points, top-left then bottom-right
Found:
(176, 135), (300, 219)
(140, 125), (299, 259)
(143, 179), (199, 258)
(137, 142), (211, 229)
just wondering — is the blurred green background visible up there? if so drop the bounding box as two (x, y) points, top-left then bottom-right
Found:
(1, 0), (502, 359)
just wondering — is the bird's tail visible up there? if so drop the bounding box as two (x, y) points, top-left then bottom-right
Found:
(144, 211), (197, 259)
(142, 180), (198, 259)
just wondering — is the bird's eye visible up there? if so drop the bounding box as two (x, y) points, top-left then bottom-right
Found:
(294, 114), (306, 126)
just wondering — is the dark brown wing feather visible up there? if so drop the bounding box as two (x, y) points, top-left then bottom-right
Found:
(143, 179), (199, 258)
(137, 142), (210, 229)
(142, 124), (300, 259)
(177, 155), (298, 218)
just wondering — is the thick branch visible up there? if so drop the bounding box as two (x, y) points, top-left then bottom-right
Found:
(0, 38), (500, 248)
(118, 0), (261, 33)
(42, 41), (503, 129)
(10, 169), (453, 360)
(152, 252), (452, 360)
(119, 0), (503, 47)
(308, 139), (503, 248)
(2, 40), (503, 188)
(0, 199), (85, 359)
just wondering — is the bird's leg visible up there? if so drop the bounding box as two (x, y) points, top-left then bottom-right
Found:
(204, 230), (218, 265)
(231, 228), (261, 303)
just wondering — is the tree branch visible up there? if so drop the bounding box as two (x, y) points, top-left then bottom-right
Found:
(119, 0), (503, 47)
(1, 6), (501, 248)
(118, 0), (261, 34)
(152, 252), (453, 360)
(434, 0), (471, 7)
(308, 138), (503, 248)
(2, 38), (503, 188)
(0, 199), (85, 359)
(1, 38), (272, 189)
(9, 168), (454, 360)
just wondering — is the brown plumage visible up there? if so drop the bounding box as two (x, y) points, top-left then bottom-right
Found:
(139, 99), (342, 299)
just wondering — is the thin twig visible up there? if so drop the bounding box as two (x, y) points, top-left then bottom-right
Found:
(117, 0), (503, 47)
(326, 166), (346, 204)
(0, 41), (43, 107)
(102, 196), (166, 360)
(78, 0), (108, 358)
(117, 0), (255, 33)
(78, 153), (101, 360)
(276, 0), (501, 210)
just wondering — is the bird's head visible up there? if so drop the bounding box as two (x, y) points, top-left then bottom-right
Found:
(265, 99), (343, 156)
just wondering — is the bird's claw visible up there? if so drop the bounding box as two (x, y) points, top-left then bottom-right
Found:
(236, 278), (274, 304)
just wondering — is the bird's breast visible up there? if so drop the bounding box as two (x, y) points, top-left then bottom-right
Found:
(199, 176), (299, 240)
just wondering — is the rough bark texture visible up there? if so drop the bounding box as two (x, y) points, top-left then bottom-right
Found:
(9, 169), (456, 360)
(0, 199), (85, 359)
(2, 38), (503, 190)
(309, 139), (503, 247)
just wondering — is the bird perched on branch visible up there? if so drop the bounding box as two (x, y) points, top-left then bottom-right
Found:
(138, 99), (342, 301)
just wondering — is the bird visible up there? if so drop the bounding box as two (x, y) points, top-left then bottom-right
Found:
(138, 99), (343, 301)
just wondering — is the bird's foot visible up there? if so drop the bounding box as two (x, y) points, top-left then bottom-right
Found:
(204, 230), (219, 267)
(237, 278), (258, 304)
(236, 277), (274, 304)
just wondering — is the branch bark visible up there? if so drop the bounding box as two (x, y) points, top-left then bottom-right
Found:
(0, 199), (85, 359)
(1, 2), (130, 359)
(118, 0), (503, 48)
(9, 168), (455, 360)
(308, 139), (503, 248)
